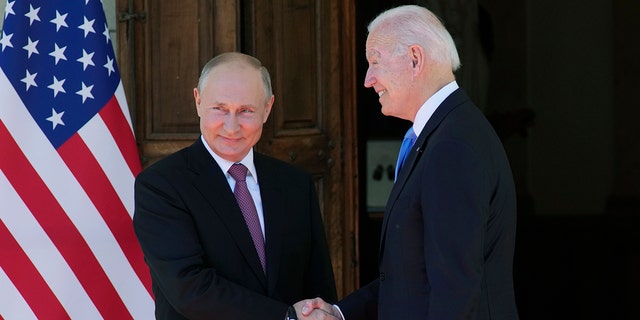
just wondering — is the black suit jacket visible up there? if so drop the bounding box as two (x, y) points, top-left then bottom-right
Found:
(339, 89), (519, 319)
(133, 138), (337, 319)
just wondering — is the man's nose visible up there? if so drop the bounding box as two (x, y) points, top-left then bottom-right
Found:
(364, 69), (375, 88)
(224, 113), (240, 132)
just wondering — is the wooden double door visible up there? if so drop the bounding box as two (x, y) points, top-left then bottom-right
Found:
(116, 0), (359, 297)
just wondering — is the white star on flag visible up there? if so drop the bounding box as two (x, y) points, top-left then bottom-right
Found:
(77, 49), (95, 70)
(0, 31), (13, 51)
(49, 43), (67, 64)
(22, 37), (39, 58)
(104, 56), (115, 76)
(76, 82), (94, 103)
(4, 0), (15, 20)
(48, 76), (66, 97)
(46, 108), (65, 129)
(50, 10), (69, 32)
(102, 23), (111, 43)
(24, 4), (40, 25)
(20, 69), (37, 90)
(78, 16), (95, 38)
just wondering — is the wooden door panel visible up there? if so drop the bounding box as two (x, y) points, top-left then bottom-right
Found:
(273, 1), (319, 132)
(249, 0), (358, 297)
(146, 1), (211, 139)
(149, 2), (202, 137)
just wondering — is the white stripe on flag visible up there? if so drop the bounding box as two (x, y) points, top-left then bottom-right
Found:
(0, 267), (38, 320)
(78, 95), (154, 320)
(0, 170), (101, 319)
(0, 66), (153, 319)
(115, 82), (135, 129)
(79, 111), (136, 217)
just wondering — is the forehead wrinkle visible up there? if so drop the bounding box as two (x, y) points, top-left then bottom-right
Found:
(366, 31), (397, 57)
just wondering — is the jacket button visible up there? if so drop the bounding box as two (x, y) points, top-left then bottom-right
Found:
(379, 272), (385, 281)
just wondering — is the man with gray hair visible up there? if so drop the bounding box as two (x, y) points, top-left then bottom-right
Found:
(298, 5), (518, 319)
(134, 52), (337, 319)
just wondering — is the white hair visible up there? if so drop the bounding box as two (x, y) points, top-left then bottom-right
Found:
(368, 5), (461, 71)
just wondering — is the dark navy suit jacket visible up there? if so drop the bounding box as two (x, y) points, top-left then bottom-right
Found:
(339, 89), (519, 319)
(133, 138), (337, 319)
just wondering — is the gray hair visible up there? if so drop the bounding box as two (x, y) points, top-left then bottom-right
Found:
(197, 52), (273, 103)
(368, 5), (461, 71)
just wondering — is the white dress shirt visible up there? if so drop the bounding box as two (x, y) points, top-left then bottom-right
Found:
(412, 80), (459, 136)
(200, 135), (265, 239)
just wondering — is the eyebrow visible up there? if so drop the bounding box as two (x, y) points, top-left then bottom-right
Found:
(213, 101), (257, 109)
(365, 50), (380, 60)
(212, 101), (227, 107)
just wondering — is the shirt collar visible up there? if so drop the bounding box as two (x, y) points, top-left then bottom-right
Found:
(200, 135), (259, 183)
(413, 80), (459, 137)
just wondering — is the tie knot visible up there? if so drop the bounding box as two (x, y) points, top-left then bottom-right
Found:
(404, 127), (417, 141)
(228, 163), (248, 182)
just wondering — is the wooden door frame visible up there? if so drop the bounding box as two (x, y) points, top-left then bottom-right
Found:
(336, 0), (359, 297)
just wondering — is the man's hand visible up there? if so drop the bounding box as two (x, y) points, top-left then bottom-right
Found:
(294, 298), (343, 320)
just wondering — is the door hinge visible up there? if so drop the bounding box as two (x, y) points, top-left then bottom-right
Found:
(118, 11), (147, 22)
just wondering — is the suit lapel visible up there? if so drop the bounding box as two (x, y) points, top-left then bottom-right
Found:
(188, 139), (268, 287)
(378, 89), (470, 262)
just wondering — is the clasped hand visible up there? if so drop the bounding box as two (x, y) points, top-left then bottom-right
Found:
(293, 297), (343, 320)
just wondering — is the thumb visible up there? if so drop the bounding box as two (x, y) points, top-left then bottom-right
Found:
(298, 298), (323, 316)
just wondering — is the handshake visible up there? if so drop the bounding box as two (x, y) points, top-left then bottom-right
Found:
(292, 297), (343, 320)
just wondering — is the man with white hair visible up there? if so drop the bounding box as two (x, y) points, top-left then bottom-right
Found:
(298, 5), (519, 319)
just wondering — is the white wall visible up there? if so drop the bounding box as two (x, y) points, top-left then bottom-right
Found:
(103, 0), (116, 52)
(0, 1), (4, 29)
(527, 0), (614, 215)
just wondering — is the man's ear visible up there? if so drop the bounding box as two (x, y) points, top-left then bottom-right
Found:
(263, 95), (275, 123)
(194, 88), (202, 116)
(409, 45), (424, 71)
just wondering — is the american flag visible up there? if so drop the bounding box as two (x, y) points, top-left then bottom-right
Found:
(0, 0), (153, 319)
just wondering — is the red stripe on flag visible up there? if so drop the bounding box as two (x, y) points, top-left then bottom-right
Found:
(58, 134), (152, 296)
(0, 122), (132, 320)
(100, 95), (142, 176)
(0, 220), (70, 319)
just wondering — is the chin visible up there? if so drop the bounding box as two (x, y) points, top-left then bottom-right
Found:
(380, 105), (392, 116)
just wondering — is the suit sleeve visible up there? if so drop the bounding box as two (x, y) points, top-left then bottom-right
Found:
(421, 139), (489, 319)
(133, 169), (288, 320)
(337, 279), (379, 320)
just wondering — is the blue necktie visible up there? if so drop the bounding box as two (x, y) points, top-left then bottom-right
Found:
(395, 127), (417, 181)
